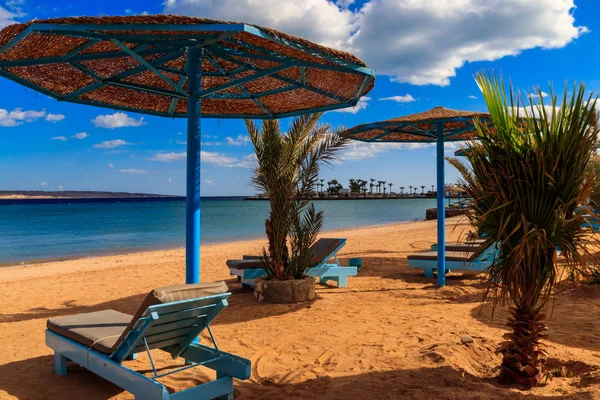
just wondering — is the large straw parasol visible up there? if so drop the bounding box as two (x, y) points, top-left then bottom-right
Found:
(343, 106), (491, 287)
(0, 15), (375, 284)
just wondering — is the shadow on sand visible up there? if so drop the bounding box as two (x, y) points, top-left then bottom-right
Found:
(0, 277), (317, 327)
(0, 358), (592, 400)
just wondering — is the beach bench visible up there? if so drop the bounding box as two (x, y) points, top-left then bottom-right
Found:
(408, 242), (498, 278)
(226, 238), (357, 288)
(430, 237), (487, 252)
(46, 282), (251, 400)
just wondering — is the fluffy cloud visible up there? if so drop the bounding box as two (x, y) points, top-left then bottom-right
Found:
(0, 108), (46, 127)
(379, 94), (416, 103)
(57, 185), (64, 190)
(45, 113), (65, 123)
(108, 162), (114, 168)
(204, 179), (215, 185)
(93, 139), (132, 149)
(40, 181), (47, 186)
(51, 136), (67, 141)
(119, 169), (146, 174)
(165, 0), (586, 86)
(341, 140), (458, 161)
(92, 112), (146, 129)
(330, 96), (370, 114)
(0, 5), (20, 28)
(72, 132), (88, 139)
(467, 95), (478, 99)
(226, 135), (250, 146)
(147, 150), (255, 168)
(164, 0), (355, 50)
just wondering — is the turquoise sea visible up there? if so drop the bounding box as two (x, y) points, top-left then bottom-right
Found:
(0, 197), (436, 265)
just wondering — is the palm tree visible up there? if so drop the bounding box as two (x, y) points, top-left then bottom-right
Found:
(382, 181), (387, 195)
(248, 114), (347, 280)
(388, 182), (393, 194)
(421, 185), (425, 194)
(409, 185), (412, 195)
(319, 178), (325, 193)
(448, 73), (598, 387)
(370, 178), (375, 195)
(431, 185), (435, 193)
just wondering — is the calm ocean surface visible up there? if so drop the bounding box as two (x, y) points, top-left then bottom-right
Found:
(0, 197), (436, 264)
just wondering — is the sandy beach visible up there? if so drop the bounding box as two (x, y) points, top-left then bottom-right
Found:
(1, 217), (600, 399)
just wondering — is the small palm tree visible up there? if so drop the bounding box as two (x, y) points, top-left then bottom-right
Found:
(421, 185), (425, 194)
(449, 73), (599, 387)
(370, 178), (375, 195)
(319, 178), (325, 193)
(400, 186), (404, 195)
(431, 185), (435, 193)
(409, 185), (412, 195)
(389, 182), (393, 194)
(248, 114), (347, 280)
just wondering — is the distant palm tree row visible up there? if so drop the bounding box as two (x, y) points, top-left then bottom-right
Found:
(317, 178), (436, 197)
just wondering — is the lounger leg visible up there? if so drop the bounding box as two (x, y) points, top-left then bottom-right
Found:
(216, 372), (234, 400)
(54, 352), (68, 376)
(424, 268), (434, 279)
(125, 353), (138, 361)
(336, 276), (348, 288)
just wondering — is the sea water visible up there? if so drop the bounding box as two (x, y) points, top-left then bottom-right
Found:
(0, 197), (436, 264)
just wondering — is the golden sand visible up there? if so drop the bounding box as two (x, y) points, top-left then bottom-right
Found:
(1, 217), (599, 399)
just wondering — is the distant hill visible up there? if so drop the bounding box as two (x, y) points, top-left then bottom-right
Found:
(0, 190), (181, 199)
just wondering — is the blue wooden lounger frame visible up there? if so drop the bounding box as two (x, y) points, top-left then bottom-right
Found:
(229, 238), (357, 288)
(409, 243), (499, 279)
(46, 293), (251, 399)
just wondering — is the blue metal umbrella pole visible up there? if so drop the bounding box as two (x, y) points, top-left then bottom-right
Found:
(436, 121), (446, 287)
(186, 46), (203, 284)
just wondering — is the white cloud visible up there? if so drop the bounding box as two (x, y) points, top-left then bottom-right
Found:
(94, 139), (132, 149)
(177, 131), (184, 135)
(467, 95), (478, 99)
(204, 179), (215, 185)
(0, 3), (21, 28)
(108, 162), (114, 169)
(341, 140), (458, 161)
(330, 96), (370, 114)
(147, 151), (186, 162)
(379, 94), (416, 103)
(92, 112), (146, 129)
(176, 140), (187, 145)
(72, 132), (88, 139)
(40, 181), (47, 186)
(57, 185), (64, 190)
(0, 108), (46, 127)
(165, 0), (586, 86)
(45, 113), (65, 123)
(528, 91), (549, 100)
(147, 150), (255, 168)
(168, 177), (172, 182)
(165, 0), (355, 50)
(119, 169), (146, 174)
(51, 136), (67, 141)
(226, 135), (250, 146)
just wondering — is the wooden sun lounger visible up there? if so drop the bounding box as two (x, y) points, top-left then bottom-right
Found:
(430, 238), (487, 252)
(408, 242), (498, 278)
(46, 282), (251, 399)
(226, 238), (357, 288)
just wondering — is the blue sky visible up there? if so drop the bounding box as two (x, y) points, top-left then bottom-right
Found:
(0, 0), (597, 196)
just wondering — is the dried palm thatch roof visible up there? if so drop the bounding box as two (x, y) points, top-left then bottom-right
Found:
(342, 106), (492, 143)
(0, 15), (375, 118)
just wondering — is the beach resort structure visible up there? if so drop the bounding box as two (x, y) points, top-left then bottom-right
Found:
(342, 107), (491, 287)
(0, 15), (374, 399)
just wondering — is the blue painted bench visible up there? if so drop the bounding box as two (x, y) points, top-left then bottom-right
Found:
(46, 282), (250, 399)
(226, 238), (358, 288)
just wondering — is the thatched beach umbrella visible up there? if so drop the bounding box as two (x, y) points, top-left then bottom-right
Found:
(0, 15), (375, 283)
(342, 106), (490, 287)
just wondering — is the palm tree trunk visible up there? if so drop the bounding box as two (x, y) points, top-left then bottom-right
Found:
(498, 307), (547, 387)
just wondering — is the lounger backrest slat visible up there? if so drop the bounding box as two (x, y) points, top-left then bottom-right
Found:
(112, 292), (230, 362)
(311, 238), (346, 268)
